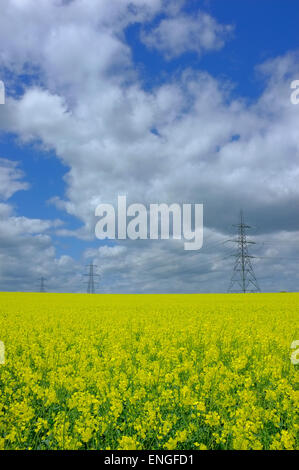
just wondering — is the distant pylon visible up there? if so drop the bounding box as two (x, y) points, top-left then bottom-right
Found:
(39, 276), (46, 292)
(228, 210), (260, 293)
(85, 263), (99, 294)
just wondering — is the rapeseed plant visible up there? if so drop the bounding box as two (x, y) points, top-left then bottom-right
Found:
(0, 292), (298, 450)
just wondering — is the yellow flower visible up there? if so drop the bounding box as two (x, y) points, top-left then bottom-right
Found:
(0, 291), (297, 450)
(165, 437), (178, 450)
(118, 436), (140, 450)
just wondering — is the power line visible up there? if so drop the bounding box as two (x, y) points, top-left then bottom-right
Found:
(228, 210), (260, 293)
(200, 239), (229, 251)
(255, 255), (299, 261)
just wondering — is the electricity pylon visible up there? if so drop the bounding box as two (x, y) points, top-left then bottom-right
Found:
(39, 277), (46, 292)
(227, 211), (260, 293)
(85, 263), (99, 294)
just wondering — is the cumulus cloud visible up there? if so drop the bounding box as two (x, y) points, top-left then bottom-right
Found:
(0, 202), (81, 293)
(3, 55), (298, 237)
(0, 0), (162, 90)
(140, 11), (233, 59)
(0, 228), (82, 293)
(98, 245), (127, 257)
(0, 158), (79, 293)
(0, 158), (29, 199)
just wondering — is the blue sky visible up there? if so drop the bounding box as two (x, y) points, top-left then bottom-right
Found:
(0, 0), (299, 293)
(126, 1), (299, 97)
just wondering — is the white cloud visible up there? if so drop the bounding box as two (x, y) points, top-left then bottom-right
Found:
(1, 39), (299, 238)
(98, 245), (127, 257)
(0, 214), (62, 238)
(0, 157), (78, 293)
(0, 201), (81, 293)
(140, 11), (233, 59)
(0, 158), (29, 200)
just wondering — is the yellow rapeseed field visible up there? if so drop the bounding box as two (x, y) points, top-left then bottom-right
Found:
(0, 292), (298, 450)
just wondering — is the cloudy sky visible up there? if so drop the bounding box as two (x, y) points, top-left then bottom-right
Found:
(0, 0), (299, 294)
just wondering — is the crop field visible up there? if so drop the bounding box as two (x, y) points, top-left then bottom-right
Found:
(0, 292), (298, 450)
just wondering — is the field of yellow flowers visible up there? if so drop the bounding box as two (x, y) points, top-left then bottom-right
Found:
(0, 292), (298, 450)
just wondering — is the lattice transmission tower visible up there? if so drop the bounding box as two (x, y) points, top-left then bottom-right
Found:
(228, 210), (260, 293)
(85, 263), (100, 294)
(39, 276), (46, 292)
